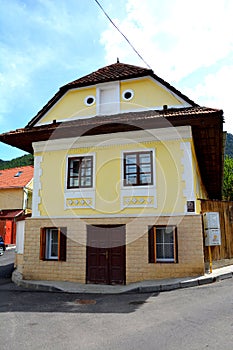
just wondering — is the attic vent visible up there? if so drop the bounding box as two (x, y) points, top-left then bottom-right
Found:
(14, 171), (23, 177)
(122, 89), (134, 101)
(85, 95), (95, 106)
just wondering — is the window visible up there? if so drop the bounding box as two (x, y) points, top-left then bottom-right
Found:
(84, 95), (95, 106)
(14, 171), (23, 177)
(122, 89), (134, 101)
(40, 227), (67, 261)
(124, 151), (153, 186)
(67, 156), (93, 189)
(148, 226), (177, 263)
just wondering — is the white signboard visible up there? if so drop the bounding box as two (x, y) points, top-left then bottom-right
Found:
(205, 228), (221, 246)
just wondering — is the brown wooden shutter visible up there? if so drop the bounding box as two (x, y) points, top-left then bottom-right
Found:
(173, 227), (178, 263)
(59, 227), (67, 261)
(40, 228), (46, 260)
(148, 226), (155, 263)
(153, 227), (157, 263)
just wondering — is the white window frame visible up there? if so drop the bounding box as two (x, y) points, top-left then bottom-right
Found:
(64, 153), (96, 209)
(46, 228), (59, 260)
(120, 148), (157, 208)
(96, 82), (120, 115)
(156, 227), (175, 262)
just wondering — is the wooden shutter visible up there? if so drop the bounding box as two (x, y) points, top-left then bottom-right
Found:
(40, 228), (46, 260)
(148, 226), (156, 263)
(173, 227), (178, 263)
(59, 227), (67, 261)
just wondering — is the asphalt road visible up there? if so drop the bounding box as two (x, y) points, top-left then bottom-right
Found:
(0, 249), (15, 279)
(0, 251), (233, 350)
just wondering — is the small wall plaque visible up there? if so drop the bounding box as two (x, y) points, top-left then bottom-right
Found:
(187, 201), (195, 212)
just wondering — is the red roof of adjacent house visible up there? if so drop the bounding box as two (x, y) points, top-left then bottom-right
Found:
(0, 165), (33, 189)
(0, 209), (24, 218)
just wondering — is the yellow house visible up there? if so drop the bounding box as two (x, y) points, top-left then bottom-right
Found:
(0, 61), (224, 284)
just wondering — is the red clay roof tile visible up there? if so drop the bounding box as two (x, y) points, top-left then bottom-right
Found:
(0, 165), (33, 189)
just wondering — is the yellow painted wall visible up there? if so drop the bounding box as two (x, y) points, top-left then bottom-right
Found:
(38, 87), (96, 125)
(35, 137), (197, 218)
(37, 78), (184, 125)
(0, 188), (23, 209)
(120, 79), (183, 111)
(191, 141), (208, 213)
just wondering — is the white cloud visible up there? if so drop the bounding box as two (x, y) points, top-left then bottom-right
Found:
(101, 0), (233, 79)
(183, 65), (233, 133)
(100, 0), (233, 133)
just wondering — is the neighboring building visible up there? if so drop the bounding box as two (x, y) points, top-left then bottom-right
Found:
(0, 166), (33, 244)
(0, 62), (224, 284)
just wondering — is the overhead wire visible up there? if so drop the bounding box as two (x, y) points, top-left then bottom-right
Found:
(94, 0), (151, 69)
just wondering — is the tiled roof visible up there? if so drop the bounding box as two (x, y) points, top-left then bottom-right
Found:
(64, 62), (153, 88)
(0, 165), (33, 189)
(0, 107), (223, 153)
(26, 62), (198, 127)
(0, 209), (24, 218)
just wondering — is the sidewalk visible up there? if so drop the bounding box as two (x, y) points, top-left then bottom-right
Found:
(6, 245), (16, 251)
(12, 264), (233, 294)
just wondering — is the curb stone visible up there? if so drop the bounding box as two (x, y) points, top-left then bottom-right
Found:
(216, 272), (233, 281)
(179, 280), (199, 289)
(10, 268), (233, 294)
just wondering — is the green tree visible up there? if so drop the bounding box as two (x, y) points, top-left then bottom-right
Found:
(223, 155), (233, 200)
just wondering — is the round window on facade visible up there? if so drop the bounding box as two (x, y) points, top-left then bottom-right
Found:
(85, 95), (95, 106)
(122, 89), (134, 101)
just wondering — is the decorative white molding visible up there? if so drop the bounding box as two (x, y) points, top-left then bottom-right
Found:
(32, 155), (42, 217)
(32, 126), (192, 153)
(180, 142), (195, 212)
(64, 191), (95, 209)
(32, 212), (199, 219)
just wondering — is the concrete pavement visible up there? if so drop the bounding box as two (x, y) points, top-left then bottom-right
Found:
(12, 264), (233, 294)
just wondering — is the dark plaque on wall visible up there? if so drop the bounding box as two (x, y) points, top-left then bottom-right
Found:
(187, 201), (195, 212)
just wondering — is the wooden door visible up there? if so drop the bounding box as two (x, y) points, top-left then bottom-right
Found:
(5, 220), (13, 244)
(0, 220), (6, 240)
(86, 225), (126, 285)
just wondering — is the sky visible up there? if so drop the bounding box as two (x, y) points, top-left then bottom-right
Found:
(0, 0), (233, 160)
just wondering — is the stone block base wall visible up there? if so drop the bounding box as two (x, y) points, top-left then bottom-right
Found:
(20, 215), (204, 284)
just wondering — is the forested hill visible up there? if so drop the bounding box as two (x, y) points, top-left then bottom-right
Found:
(225, 133), (233, 158)
(0, 153), (34, 170)
(0, 132), (233, 169)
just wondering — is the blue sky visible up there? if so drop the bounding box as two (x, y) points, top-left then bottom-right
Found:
(1, 0), (233, 160)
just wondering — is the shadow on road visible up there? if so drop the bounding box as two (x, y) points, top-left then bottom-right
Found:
(0, 250), (159, 314)
(0, 283), (159, 314)
(0, 263), (14, 278)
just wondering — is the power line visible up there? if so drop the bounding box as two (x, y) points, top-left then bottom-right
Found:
(94, 0), (151, 69)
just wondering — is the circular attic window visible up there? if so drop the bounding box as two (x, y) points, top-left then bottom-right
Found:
(85, 95), (95, 106)
(122, 89), (134, 101)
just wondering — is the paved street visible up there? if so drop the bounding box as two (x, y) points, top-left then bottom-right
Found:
(0, 251), (233, 350)
(0, 249), (15, 279)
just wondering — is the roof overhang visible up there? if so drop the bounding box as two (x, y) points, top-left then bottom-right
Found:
(0, 107), (224, 199)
